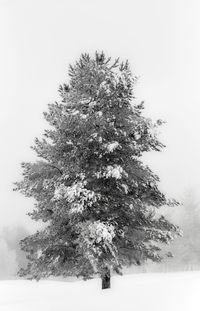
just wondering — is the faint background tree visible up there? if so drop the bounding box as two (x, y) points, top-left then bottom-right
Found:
(0, 226), (29, 279)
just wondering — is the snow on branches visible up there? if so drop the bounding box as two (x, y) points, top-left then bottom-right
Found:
(53, 180), (101, 214)
(77, 221), (117, 257)
(95, 164), (128, 180)
(103, 141), (120, 153)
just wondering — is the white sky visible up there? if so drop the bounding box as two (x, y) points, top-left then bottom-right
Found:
(0, 0), (200, 231)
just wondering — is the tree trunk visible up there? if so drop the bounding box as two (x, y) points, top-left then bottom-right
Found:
(101, 267), (111, 289)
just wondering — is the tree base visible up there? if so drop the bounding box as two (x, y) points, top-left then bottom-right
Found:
(101, 268), (111, 289)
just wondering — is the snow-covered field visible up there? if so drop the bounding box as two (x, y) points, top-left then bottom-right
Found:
(0, 271), (199, 311)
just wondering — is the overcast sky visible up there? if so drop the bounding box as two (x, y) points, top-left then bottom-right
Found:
(0, 0), (200, 231)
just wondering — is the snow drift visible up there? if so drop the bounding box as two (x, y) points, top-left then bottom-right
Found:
(0, 271), (199, 311)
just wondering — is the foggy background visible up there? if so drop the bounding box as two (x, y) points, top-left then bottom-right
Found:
(0, 0), (200, 278)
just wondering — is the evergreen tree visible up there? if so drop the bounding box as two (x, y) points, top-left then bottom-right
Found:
(14, 52), (180, 289)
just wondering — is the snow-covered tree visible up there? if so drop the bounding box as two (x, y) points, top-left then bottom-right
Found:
(14, 52), (180, 289)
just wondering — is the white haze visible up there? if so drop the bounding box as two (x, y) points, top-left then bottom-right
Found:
(0, 0), (200, 277)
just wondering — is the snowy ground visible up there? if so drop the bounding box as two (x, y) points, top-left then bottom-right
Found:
(0, 271), (199, 311)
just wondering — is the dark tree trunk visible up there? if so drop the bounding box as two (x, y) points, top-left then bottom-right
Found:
(101, 267), (111, 289)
